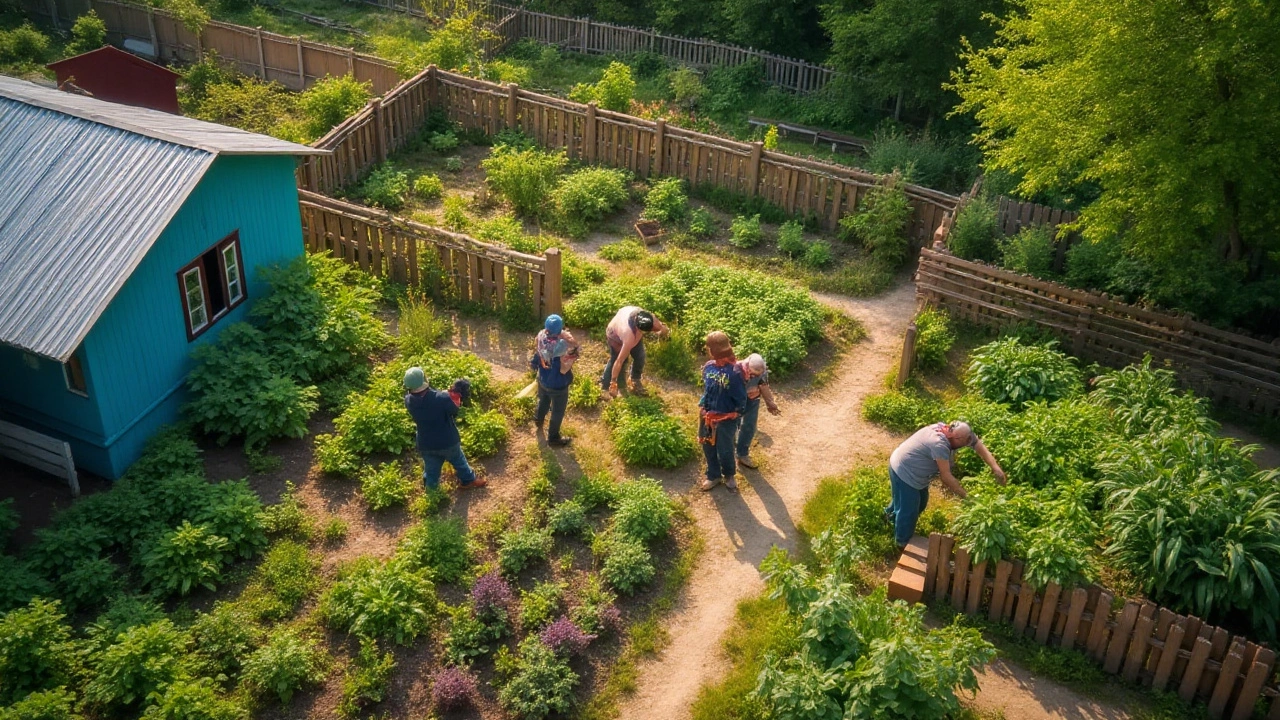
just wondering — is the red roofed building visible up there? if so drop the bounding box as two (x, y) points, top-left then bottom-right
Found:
(47, 45), (181, 114)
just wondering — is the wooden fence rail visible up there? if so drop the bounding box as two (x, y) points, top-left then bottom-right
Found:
(925, 533), (1280, 720)
(298, 190), (561, 318)
(299, 65), (959, 238)
(22, 0), (403, 93)
(915, 248), (1280, 417)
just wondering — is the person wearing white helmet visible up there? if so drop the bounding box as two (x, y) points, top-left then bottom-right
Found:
(404, 366), (486, 491)
(530, 314), (579, 447)
(734, 353), (781, 469)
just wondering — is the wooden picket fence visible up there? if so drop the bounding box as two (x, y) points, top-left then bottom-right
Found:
(298, 190), (561, 318)
(298, 66), (958, 238)
(914, 248), (1280, 417)
(28, 0), (404, 93)
(926, 533), (1280, 720)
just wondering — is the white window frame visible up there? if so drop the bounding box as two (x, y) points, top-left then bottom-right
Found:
(222, 243), (243, 304)
(183, 265), (209, 334)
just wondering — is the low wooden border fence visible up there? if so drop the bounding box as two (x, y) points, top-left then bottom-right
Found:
(925, 533), (1280, 720)
(298, 190), (562, 318)
(299, 66), (958, 238)
(915, 248), (1280, 417)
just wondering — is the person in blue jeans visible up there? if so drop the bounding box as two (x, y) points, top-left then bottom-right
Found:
(735, 353), (782, 469)
(530, 314), (579, 447)
(886, 421), (1005, 550)
(404, 367), (487, 491)
(602, 305), (668, 397)
(698, 331), (747, 492)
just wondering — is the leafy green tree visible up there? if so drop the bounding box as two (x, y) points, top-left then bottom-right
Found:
(65, 10), (107, 56)
(717, 0), (822, 58)
(953, 0), (1280, 331)
(822, 0), (1002, 122)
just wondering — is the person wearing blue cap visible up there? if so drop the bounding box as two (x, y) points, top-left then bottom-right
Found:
(530, 314), (579, 447)
(404, 366), (486, 490)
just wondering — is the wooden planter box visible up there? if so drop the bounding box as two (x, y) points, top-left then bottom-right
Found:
(634, 220), (665, 245)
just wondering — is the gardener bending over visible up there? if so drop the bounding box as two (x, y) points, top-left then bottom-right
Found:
(602, 305), (668, 397)
(530, 314), (579, 447)
(885, 421), (1005, 549)
(404, 367), (486, 491)
(735, 353), (781, 470)
(698, 331), (747, 492)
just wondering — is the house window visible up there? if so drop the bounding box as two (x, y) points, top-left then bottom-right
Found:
(63, 348), (88, 396)
(178, 231), (245, 340)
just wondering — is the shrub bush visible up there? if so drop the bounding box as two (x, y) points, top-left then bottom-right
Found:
(298, 74), (370, 140)
(337, 639), (395, 720)
(444, 156), (464, 173)
(568, 375), (602, 409)
(0, 599), (76, 704)
(838, 171), (911, 266)
(333, 395), (415, 456)
(441, 194), (470, 231)
(83, 620), (189, 713)
(966, 338), (1082, 409)
(142, 677), (247, 720)
(323, 559), (437, 644)
(413, 173), (444, 200)
(430, 131), (459, 153)
(519, 581), (564, 630)
(497, 527), (553, 576)
(728, 214), (763, 249)
(573, 471), (618, 510)
(688, 207), (717, 238)
(568, 61), (635, 112)
(188, 601), (262, 679)
(776, 220), (807, 258)
(948, 199), (1000, 262)
(54, 556), (122, 614)
(611, 477), (673, 543)
(605, 398), (695, 468)
(539, 616), (595, 656)
(65, 10), (107, 56)
(597, 533), (656, 595)
(141, 520), (230, 596)
(1002, 225), (1057, 278)
(397, 517), (471, 584)
(481, 145), (567, 217)
(459, 408), (509, 458)
(0, 556), (52, 615)
(0, 686), (78, 720)
(547, 499), (588, 537)
(0, 24), (49, 66)
(359, 463), (414, 511)
(357, 164), (410, 210)
(669, 66), (704, 108)
(551, 167), (630, 238)
(599, 239), (647, 262)
(430, 665), (479, 711)
(443, 604), (508, 666)
(643, 178), (689, 224)
(240, 627), (329, 704)
(196, 479), (268, 560)
(497, 637), (578, 718)
(861, 390), (942, 434)
(258, 540), (320, 610)
(802, 240), (833, 269)
(913, 308), (955, 372)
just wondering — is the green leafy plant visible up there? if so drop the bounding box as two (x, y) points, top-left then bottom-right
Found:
(599, 239), (647, 262)
(597, 533), (656, 595)
(298, 74), (371, 141)
(443, 603), (509, 666)
(568, 375), (602, 409)
(861, 389), (942, 434)
(481, 145), (567, 217)
(729, 214), (763, 249)
(444, 156), (464, 172)
(358, 164), (411, 210)
(413, 173), (444, 200)
(497, 527), (553, 576)
(605, 397), (695, 468)
(776, 220), (807, 258)
(323, 559), (437, 644)
(551, 166), (630, 238)
(442, 194), (471, 230)
(262, 481), (316, 539)
(1021, 524), (1093, 590)
(951, 487), (1024, 565)
(573, 471), (619, 510)
(397, 517), (471, 584)
(838, 170), (912, 266)
(0, 599), (77, 704)
(568, 61), (635, 112)
(643, 178), (689, 224)
(430, 131), (459, 153)
(83, 620), (188, 713)
(688, 207), (717, 238)
(337, 639), (395, 719)
(323, 517), (349, 544)
(188, 601), (263, 679)
(669, 66), (705, 108)
(519, 582), (565, 630)
(65, 10), (107, 55)
(497, 636), (579, 718)
(547, 499), (588, 537)
(763, 124), (779, 150)
(966, 338), (1082, 409)
(948, 198), (1000, 262)
(1002, 225), (1057, 278)
(196, 479), (268, 560)
(0, 686), (78, 720)
(360, 463), (415, 511)
(611, 477), (673, 543)
(334, 395), (415, 456)
(459, 408), (509, 458)
(240, 627), (329, 704)
(141, 521), (230, 596)
(802, 240), (833, 269)
(912, 308), (955, 372)
(259, 540), (320, 610)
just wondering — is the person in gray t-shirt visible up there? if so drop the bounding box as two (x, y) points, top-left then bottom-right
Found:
(885, 421), (1006, 549)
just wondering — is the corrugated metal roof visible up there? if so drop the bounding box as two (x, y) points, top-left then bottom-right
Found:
(0, 75), (325, 155)
(0, 76), (323, 362)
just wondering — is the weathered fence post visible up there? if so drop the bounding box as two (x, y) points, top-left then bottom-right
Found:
(372, 98), (386, 161)
(296, 36), (305, 87)
(426, 64), (438, 110)
(506, 83), (518, 129)
(255, 26), (267, 79)
(347, 47), (355, 75)
(746, 140), (763, 197)
(584, 102), (598, 163)
(652, 118), (665, 175)
(579, 16), (589, 52)
(147, 7), (159, 56)
(896, 322), (917, 388)
(543, 248), (563, 317)
(45, 0), (59, 30)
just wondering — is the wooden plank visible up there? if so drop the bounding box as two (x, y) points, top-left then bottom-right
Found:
(1002, 561), (1023, 620)
(1104, 601), (1141, 674)
(935, 535), (954, 602)
(1122, 610), (1156, 683)
(1231, 649), (1275, 720)
(1152, 621), (1186, 691)
(1034, 582), (1062, 645)
(1146, 609), (1178, 678)
(989, 560), (1012, 622)
(1012, 579), (1036, 634)
(1208, 640), (1247, 718)
(1200, 628), (1232, 698)
(1060, 587), (1088, 650)
(965, 560), (987, 615)
(1086, 591), (1114, 659)
(950, 546), (970, 611)
(924, 533), (941, 597)
(1180, 636), (1215, 702)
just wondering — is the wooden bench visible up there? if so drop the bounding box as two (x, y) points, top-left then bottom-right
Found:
(0, 419), (79, 496)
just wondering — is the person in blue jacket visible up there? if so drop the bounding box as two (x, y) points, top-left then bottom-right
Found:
(698, 331), (747, 492)
(530, 314), (580, 447)
(404, 367), (486, 491)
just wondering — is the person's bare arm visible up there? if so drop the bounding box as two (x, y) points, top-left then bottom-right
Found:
(759, 384), (781, 415)
(609, 334), (640, 393)
(974, 438), (1006, 484)
(653, 317), (669, 338)
(936, 459), (968, 499)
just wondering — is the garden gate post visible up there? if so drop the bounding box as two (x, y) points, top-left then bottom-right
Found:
(506, 83), (518, 129)
(372, 97), (386, 161)
(896, 322), (917, 388)
(653, 118), (666, 175)
(584, 102), (598, 163)
(543, 248), (563, 317)
(427, 65), (438, 110)
(746, 141), (763, 197)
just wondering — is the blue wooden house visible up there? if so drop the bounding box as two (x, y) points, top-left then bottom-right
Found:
(0, 75), (324, 480)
